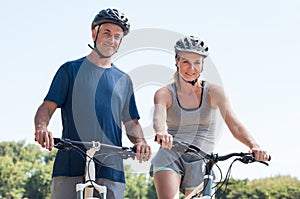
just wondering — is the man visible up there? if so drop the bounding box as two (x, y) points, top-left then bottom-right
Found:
(34, 8), (151, 199)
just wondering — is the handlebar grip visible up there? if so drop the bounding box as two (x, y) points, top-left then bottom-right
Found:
(54, 138), (62, 145)
(154, 135), (162, 144)
(252, 153), (272, 162)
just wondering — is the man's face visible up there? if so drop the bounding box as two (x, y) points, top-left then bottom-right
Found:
(92, 23), (124, 57)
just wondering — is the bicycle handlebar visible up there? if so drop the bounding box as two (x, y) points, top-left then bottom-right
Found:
(171, 140), (271, 166)
(154, 135), (271, 166)
(53, 138), (136, 159)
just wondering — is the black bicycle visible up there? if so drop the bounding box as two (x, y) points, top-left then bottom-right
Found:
(53, 138), (136, 199)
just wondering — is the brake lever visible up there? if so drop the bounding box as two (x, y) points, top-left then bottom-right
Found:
(238, 154), (269, 166)
(118, 147), (136, 159)
(54, 138), (74, 151)
(240, 154), (256, 164)
(256, 160), (269, 166)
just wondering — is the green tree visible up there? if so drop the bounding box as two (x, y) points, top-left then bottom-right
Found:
(0, 156), (30, 198)
(23, 151), (55, 199)
(125, 166), (148, 199)
(0, 141), (43, 164)
(249, 175), (300, 199)
(215, 176), (300, 199)
(0, 141), (55, 199)
(146, 177), (157, 199)
(0, 141), (42, 199)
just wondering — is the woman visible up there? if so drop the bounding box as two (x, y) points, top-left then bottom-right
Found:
(151, 36), (269, 199)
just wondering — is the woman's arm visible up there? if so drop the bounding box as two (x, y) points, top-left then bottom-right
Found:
(209, 84), (268, 161)
(153, 87), (173, 149)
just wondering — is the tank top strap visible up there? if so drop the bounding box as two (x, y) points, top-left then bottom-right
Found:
(166, 81), (209, 110)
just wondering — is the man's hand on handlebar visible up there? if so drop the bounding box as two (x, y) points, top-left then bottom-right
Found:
(34, 124), (54, 151)
(134, 139), (152, 163)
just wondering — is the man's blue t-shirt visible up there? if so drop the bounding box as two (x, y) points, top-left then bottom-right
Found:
(45, 57), (140, 183)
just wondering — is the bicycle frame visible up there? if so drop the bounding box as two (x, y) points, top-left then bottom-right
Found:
(185, 159), (215, 199)
(54, 138), (136, 199)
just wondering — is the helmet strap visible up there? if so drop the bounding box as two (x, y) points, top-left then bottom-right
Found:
(181, 76), (198, 86)
(88, 44), (111, 59)
(176, 65), (199, 86)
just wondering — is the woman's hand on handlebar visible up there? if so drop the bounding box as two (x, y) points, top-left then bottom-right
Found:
(250, 147), (270, 162)
(156, 132), (173, 150)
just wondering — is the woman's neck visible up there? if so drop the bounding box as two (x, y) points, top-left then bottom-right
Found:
(178, 76), (202, 94)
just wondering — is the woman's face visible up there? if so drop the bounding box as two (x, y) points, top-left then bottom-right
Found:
(176, 52), (204, 82)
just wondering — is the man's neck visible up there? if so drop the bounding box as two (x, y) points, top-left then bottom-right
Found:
(87, 52), (112, 68)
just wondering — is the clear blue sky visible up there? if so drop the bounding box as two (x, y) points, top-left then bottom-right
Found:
(1, 0), (299, 180)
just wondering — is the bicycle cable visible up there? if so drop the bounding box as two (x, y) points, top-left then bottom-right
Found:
(212, 158), (242, 198)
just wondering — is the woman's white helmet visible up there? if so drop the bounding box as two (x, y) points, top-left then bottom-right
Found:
(174, 36), (209, 57)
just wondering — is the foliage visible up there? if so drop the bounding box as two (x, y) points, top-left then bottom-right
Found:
(215, 176), (300, 199)
(0, 156), (28, 198)
(0, 141), (56, 199)
(145, 177), (157, 199)
(23, 159), (54, 199)
(124, 165), (150, 199)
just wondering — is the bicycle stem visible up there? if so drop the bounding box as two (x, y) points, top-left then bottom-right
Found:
(85, 147), (100, 198)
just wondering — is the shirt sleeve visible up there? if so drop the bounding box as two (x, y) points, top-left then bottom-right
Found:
(44, 64), (69, 107)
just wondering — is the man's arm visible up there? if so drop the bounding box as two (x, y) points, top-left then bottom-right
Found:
(124, 119), (151, 163)
(34, 100), (57, 151)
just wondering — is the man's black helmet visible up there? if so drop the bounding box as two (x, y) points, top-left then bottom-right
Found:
(91, 8), (130, 35)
